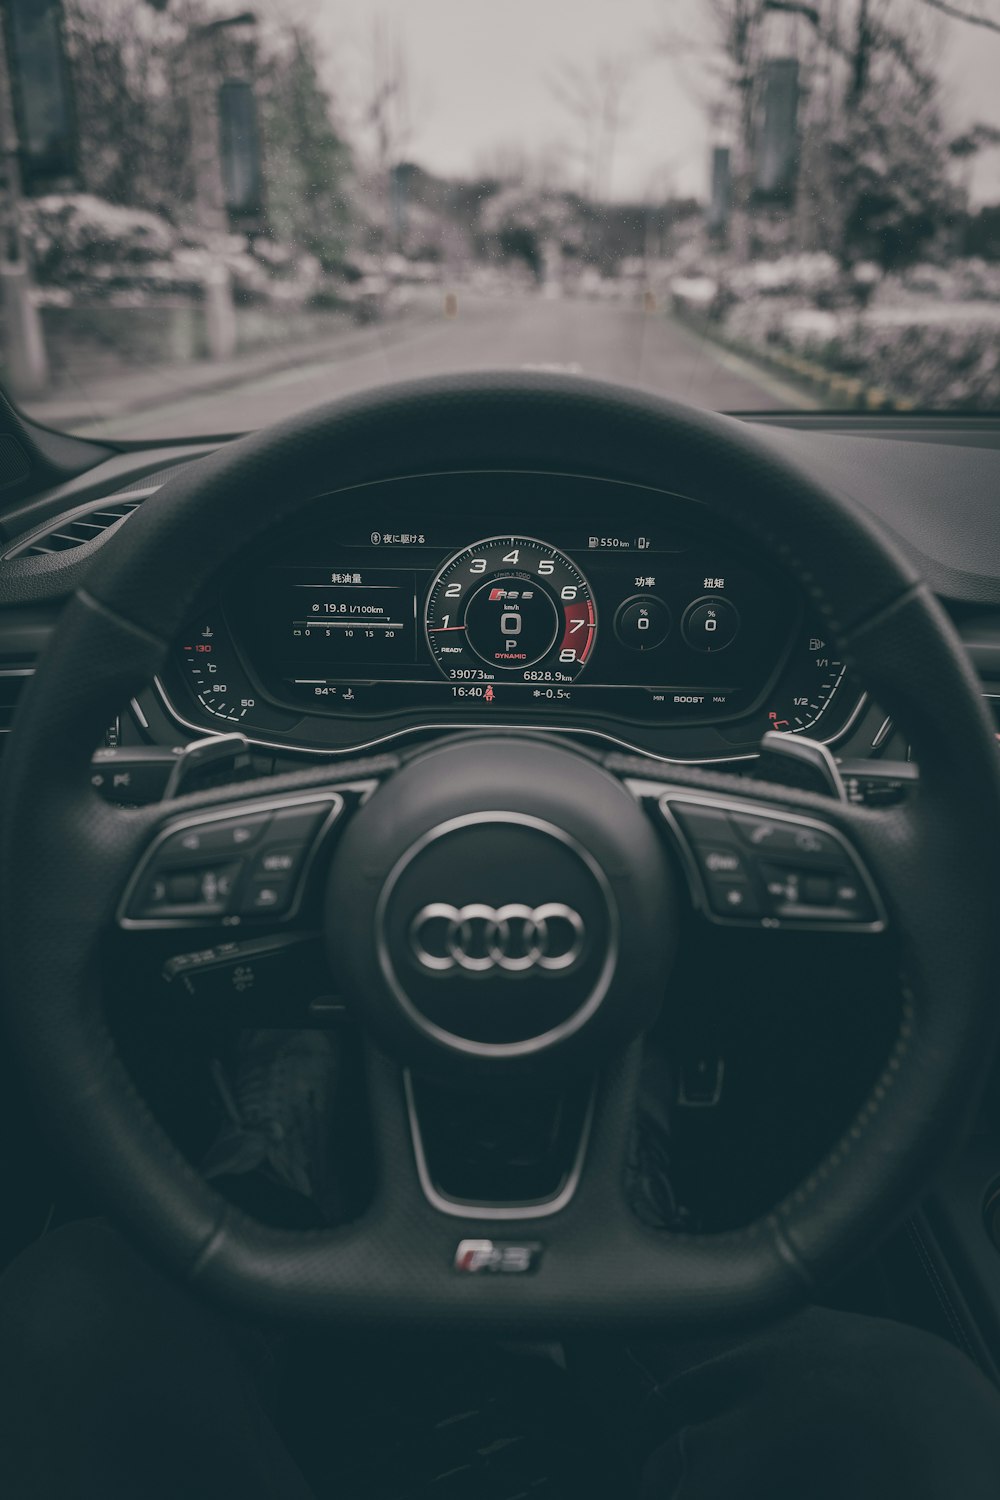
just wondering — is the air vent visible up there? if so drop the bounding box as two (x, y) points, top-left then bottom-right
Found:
(6, 496), (146, 558)
(2, 461), (198, 561)
(0, 667), (32, 753)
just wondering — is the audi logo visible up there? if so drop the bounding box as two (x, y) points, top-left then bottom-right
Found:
(409, 902), (586, 975)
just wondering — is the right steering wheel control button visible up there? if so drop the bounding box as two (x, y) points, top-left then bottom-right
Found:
(615, 595), (671, 650)
(661, 795), (883, 930)
(705, 874), (760, 917)
(681, 596), (740, 652)
(803, 875), (835, 905)
(731, 813), (841, 864)
(760, 862), (874, 921)
(700, 846), (745, 876)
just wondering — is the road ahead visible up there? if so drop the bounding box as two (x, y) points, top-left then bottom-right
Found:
(61, 295), (805, 440)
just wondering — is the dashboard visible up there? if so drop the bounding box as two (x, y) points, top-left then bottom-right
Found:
(4, 417), (1000, 790)
(159, 473), (864, 761)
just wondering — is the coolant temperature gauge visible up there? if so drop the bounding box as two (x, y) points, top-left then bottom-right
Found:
(177, 618), (291, 731)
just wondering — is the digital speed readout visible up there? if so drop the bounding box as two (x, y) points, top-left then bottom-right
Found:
(424, 536), (596, 683)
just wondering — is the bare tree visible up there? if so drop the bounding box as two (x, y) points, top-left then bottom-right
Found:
(363, 16), (411, 176)
(918, 0), (1000, 33)
(357, 14), (414, 253)
(655, 0), (994, 265)
(63, 0), (198, 215)
(473, 141), (569, 193)
(550, 54), (639, 204)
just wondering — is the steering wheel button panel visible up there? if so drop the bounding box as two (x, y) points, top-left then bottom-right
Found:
(658, 792), (885, 932)
(119, 793), (344, 928)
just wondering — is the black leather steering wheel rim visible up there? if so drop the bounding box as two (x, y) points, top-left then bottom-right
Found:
(3, 372), (1000, 1331)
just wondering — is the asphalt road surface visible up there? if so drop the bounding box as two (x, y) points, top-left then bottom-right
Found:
(60, 295), (806, 440)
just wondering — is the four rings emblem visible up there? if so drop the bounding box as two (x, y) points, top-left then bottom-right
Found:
(409, 902), (586, 975)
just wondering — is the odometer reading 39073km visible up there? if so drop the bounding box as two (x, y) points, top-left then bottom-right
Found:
(425, 536), (597, 684)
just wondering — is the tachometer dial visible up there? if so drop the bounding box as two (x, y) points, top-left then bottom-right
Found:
(425, 537), (596, 683)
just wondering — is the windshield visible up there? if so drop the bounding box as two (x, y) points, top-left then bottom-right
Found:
(1, 0), (999, 438)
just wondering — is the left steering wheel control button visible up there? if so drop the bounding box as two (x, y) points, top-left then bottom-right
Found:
(120, 794), (343, 928)
(158, 813), (270, 861)
(240, 876), (294, 915)
(249, 845), (300, 877)
(137, 862), (241, 919)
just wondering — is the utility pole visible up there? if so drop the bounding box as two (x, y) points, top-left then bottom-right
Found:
(0, 13), (48, 396)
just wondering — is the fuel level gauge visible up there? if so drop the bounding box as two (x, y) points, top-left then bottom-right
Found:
(763, 626), (851, 736)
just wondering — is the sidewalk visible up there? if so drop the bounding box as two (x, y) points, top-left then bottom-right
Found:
(20, 308), (439, 434)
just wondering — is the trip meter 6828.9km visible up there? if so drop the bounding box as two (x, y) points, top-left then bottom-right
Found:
(424, 537), (597, 683)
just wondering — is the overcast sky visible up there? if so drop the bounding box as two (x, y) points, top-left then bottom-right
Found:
(270, 0), (1000, 203)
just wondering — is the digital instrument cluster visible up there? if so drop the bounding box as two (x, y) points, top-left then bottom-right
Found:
(162, 474), (862, 760)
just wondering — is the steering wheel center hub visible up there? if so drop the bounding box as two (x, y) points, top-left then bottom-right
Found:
(325, 735), (676, 1072)
(376, 812), (616, 1053)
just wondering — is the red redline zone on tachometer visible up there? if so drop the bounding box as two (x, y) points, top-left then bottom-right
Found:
(560, 599), (596, 664)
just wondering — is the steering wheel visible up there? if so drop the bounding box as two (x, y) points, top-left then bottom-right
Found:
(3, 373), (1000, 1332)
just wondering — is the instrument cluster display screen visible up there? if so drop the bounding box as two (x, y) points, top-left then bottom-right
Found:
(173, 474), (858, 756)
(223, 511), (806, 729)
